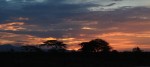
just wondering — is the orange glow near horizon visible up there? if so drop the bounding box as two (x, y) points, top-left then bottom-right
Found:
(0, 29), (149, 51)
(0, 32), (149, 51)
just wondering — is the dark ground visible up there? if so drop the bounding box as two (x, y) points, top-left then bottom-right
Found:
(0, 52), (150, 67)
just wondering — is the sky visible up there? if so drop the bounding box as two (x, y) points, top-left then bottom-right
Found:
(0, 0), (150, 51)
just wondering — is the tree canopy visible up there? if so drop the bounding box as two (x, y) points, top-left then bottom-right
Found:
(40, 40), (67, 51)
(79, 39), (112, 52)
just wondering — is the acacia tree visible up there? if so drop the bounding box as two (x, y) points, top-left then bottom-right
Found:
(40, 40), (67, 52)
(79, 39), (112, 52)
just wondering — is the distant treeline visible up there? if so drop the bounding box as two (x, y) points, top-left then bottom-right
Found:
(0, 38), (143, 53)
(0, 39), (149, 67)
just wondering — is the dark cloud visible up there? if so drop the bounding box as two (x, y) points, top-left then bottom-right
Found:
(1, 4), (150, 38)
(0, 0), (100, 38)
(99, 3), (116, 7)
(69, 7), (150, 24)
(0, 0), (98, 24)
(105, 3), (116, 6)
(58, 7), (150, 39)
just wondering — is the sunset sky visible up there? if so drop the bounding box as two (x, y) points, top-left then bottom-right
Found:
(0, 0), (150, 51)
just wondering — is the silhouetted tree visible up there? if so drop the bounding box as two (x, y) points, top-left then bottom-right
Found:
(132, 47), (142, 53)
(21, 45), (43, 52)
(79, 39), (112, 52)
(111, 50), (119, 53)
(79, 42), (95, 52)
(40, 40), (67, 52)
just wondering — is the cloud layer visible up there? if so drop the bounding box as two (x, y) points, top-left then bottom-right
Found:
(0, 0), (150, 51)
